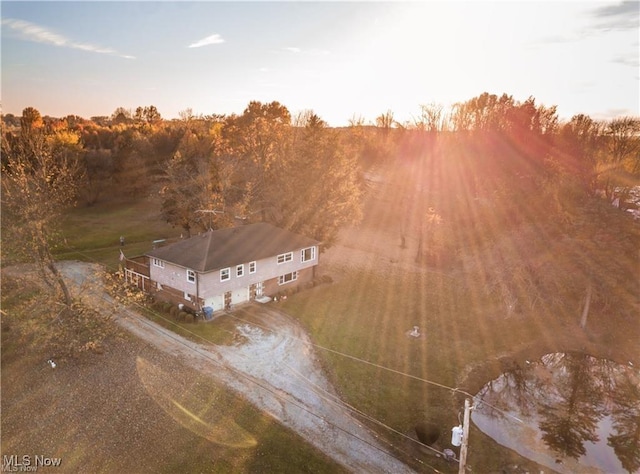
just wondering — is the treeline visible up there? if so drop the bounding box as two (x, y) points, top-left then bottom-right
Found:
(2, 93), (639, 245)
(1, 102), (362, 247)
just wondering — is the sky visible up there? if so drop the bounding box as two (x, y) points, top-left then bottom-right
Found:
(1, 1), (639, 126)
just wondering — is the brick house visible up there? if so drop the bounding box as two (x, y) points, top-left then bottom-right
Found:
(124, 222), (319, 313)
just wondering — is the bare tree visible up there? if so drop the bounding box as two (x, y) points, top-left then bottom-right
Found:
(414, 102), (444, 133)
(376, 109), (395, 132)
(1, 109), (83, 306)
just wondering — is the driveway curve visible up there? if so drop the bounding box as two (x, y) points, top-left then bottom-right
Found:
(58, 261), (414, 473)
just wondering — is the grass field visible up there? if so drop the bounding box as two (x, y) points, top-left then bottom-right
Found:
(8, 172), (638, 473)
(54, 197), (180, 270)
(280, 270), (561, 472)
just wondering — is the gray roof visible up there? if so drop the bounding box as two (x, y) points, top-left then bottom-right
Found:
(146, 222), (319, 272)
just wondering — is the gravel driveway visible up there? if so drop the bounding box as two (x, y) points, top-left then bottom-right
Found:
(58, 261), (414, 473)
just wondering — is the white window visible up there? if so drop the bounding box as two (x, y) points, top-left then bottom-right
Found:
(184, 292), (192, 301)
(186, 269), (196, 283)
(220, 268), (230, 282)
(249, 261), (257, 274)
(277, 252), (293, 264)
(152, 258), (164, 268)
(278, 271), (298, 285)
(236, 264), (244, 277)
(301, 246), (316, 263)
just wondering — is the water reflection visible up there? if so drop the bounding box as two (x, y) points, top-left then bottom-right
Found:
(472, 353), (640, 474)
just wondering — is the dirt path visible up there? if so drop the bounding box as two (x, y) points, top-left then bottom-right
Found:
(56, 261), (414, 474)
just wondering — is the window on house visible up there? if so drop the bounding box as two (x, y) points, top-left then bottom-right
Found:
(184, 292), (192, 301)
(278, 271), (298, 285)
(152, 258), (164, 268)
(236, 264), (244, 277)
(220, 268), (230, 282)
(249, 261), (257, 274)
(301, 246), (316, 262)
(277, 252), (293, 264)
(187, 269), (196, 283)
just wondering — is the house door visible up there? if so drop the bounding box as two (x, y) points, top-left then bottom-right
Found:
(224, 291), (232, 310)
(256, 282), (264, 297)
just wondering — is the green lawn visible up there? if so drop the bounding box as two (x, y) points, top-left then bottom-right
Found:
(54, 198), (180, 271)
(279, 262), (619, 472)
(46, 195), (638, 473)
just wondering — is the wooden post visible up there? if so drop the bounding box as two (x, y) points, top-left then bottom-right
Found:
(458, 398), (471, 474)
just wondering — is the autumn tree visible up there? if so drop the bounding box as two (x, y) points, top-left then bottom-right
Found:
(160, 130), (228, 235)
(111, 107), (132, 124)
(276, 111), (362, 245)
(219, 101), (291, 221)
(599, 117), (640, 202)
(1, 108), (83, 306)
(558, 114), (603, 195)
(20, 106), (44, 133)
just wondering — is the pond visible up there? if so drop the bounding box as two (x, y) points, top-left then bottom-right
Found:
(471, 353), (640, 474)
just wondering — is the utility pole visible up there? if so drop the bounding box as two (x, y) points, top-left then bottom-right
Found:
(458, 398), (472, 474)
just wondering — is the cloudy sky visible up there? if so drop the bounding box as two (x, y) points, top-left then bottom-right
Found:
(1, 1), (638, 126)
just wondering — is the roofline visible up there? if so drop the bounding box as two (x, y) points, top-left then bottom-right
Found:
(145, 241), (321, 273)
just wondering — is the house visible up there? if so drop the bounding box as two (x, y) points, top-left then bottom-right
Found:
(124, 222), (319, 313)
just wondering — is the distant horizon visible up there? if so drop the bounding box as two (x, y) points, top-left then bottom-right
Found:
(2, 1), (638, 127)
(3, 94), (638, 127)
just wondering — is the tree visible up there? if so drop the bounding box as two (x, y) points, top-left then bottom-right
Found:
(1, 108), (83, 306)
(143, 105), (162, 124)
(160, 130), (226, 235)
(600, 117), (640, 201)
(133, 105), (162, 127)
(559, 114), (603, 195)
(219, 101), (291, 220)
(111, 107), (132, 124)
(414, 103), (445, 133)
(178, 108), (196, 123)
(277, 112), (362, 245)
(538, 353), (607, 460)
(376, 109), (395, 134)
(20, 106), (44, 133)
(608, 371), (640, 473)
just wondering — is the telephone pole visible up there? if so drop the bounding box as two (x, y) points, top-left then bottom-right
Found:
(458, 398), (472, 474)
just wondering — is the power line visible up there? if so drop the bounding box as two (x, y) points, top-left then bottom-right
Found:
(54, 250), (441, 473)
(59, 246), (523, 467)
(69, 244), (525, 424)
(285, 361), (453, 462)
(70, 244), (529, 429)
(224, 311), (525, 426)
